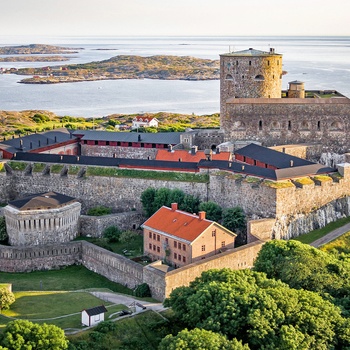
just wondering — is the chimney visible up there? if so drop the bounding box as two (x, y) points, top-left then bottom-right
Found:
(138, 134), (141, 142)
(19, 140), (23, 149)
(46, 138), (49, 145)
(171, 203), (178, 211)
(215, 147), (220, 154)
(290, 160), (293, 167)
(198, 211), (206, 220)
(191, 146), (198, 155)
(168, 144), (173, 152)
(38, 140), (41, 147)
(270, 48), (275, 54)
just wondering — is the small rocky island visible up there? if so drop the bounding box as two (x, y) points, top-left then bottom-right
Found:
(0, 44), (80, 55)
(11, 55), (220, 83)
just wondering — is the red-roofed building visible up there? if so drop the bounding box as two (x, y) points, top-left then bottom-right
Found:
(132, 116), (159, 130)
(142, 203), (236, 267)
(156, 147), (232, 162)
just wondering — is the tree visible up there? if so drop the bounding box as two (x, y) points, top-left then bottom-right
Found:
(198, 201), (222, 222)
(134, 283), (151, 298)
(0, 320), (68, 350)
(164, 268), (350, 349)
(140, 187), (157, 217)
(119, 230), (138, 245)
(168, 189), (185, 207)
(159, 328), (250, 350)
(103, 226), (122, 243)
(153, 188), (172, 211)
(0, 288), (15, 313)
(222, 207), (246, 232)
(179, 194), (200, 214)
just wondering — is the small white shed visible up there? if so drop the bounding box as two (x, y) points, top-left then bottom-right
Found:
(81, 305), (108, 327)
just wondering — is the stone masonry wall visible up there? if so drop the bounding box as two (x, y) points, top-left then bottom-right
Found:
(223, 100), (350, 153)
(80, 211), (145, 237)
(81, 145), (158, 159)
(0, 241), (82, 272)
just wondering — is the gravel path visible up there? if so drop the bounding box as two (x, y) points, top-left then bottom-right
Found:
(310, 222), (350, 248)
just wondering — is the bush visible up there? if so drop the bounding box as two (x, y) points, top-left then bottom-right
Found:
(0, 216), (8, 242)
(95, 321), (117, 333)
(103, 226), (122, 243)
(31, 113), (50, 123)
(87, 206), (112, 216)
(134, 283), (151, 298)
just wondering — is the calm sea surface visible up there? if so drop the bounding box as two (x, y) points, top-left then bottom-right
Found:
(0, 36), (349, 117)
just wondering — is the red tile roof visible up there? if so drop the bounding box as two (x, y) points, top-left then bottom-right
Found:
(156, 149), (231, 162)
(142, 205), (214, 242)
(133, 116), (157, 122)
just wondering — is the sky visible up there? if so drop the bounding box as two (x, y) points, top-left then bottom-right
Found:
(0, 0), (349, 37)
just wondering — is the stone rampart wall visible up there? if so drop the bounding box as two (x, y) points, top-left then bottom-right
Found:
(163, 241), (264, 299)
(0, 242), (82, 272)
(81, 241), (144, 289)
(80, 212), (144, 237)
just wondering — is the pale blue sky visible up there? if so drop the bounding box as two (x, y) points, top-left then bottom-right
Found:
(1, 0), (349, 37)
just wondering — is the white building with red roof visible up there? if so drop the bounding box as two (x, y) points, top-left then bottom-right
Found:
(132, 116), (159, 130)
(142, 203), (236, 267)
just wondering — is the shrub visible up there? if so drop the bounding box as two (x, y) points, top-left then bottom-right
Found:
(0, 216), (8, 242)
(134, 283), (151, 298)
(103, 226), (122, 243)
(87, 206), (112, 216)
(31, 113), (50, 123)
(95, 321), (117, 333)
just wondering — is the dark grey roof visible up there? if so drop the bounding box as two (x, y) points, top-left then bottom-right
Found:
(11, 151), (335, 181)
(234, 143), (313, 168)
(198, 159), (334, 181)
(73, 130), (182, 145)
(12, 152), (199, 171)
(0, 128), (76, 154)
(221, 48), (281, 57)
(84, 305), (108, 316)
(9, 191), (77, 211)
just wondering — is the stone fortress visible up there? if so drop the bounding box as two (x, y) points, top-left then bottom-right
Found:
(1, 46), (350, 300)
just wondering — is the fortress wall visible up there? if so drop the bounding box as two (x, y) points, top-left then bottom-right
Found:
(81, 241), (143, 289)
(163, 241), (264, 299)
(1, 171), (207, 213)
(208, 173), (277, 217)
(80, 212), (144, 237)
(275, 177), (350, 217)
(0, 242), (82, 272)
(223, 101), (350, 153)
(81, 145), (158, 159)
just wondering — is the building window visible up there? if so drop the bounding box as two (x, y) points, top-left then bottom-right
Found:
(157, 246), (160, 253)
(221, 241), (226, 247)
(149, 243), (152, 249)
(249, 61), (251, 66)
(165, 238), (168, 244)
(153, 245), (156, 251)
(153, 233), (156, 240)
(174, 241), (177, 248)
(201, 245), (206, 252)
(106, 141), (110, 146)
(182, 244), (186, 251)
(183, 256), (186, 263)
(317, 121), (321, 130)
(94, 141), (98, 145)
(259, 120), (263, 130)
(157, 235), (160, 241)
(212, 230), (216, 237)
(178, 254), (181, 261)
(288, 121), (292, 130)
(149, 232), (152, 238)
(174, 253), (177, 259)
(178, 243), (181, 250)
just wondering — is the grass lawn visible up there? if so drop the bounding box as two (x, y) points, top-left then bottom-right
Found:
(68, 309), (180, 350)
(293, 216), (350, 244)
(0, 291), (127, 330)
(0, 265), (132, 294)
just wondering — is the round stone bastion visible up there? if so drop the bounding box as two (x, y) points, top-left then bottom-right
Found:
(4, 191), (81, 246)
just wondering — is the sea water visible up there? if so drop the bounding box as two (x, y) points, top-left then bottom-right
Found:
(0, 36), (349, 117)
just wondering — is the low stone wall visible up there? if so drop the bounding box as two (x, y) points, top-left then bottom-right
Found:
(80, 212), (145, 237)
(81, 145), (158, 159)
(0, 242), (82, 272)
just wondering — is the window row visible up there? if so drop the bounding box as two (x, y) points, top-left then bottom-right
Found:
(174, 252), (186, 263)
(149, 243), (161, 253)
(174, 241), (186, 251)
(149, 232), (160, 241)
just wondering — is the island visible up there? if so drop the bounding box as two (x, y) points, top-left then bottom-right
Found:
(0, 56), (70, 62)
(0, 44), (81, 55)
(8, 55), (220, 83)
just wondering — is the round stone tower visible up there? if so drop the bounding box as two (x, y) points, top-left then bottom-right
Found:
(287, 80), (305, 98)
(220, 48), (283, 117)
